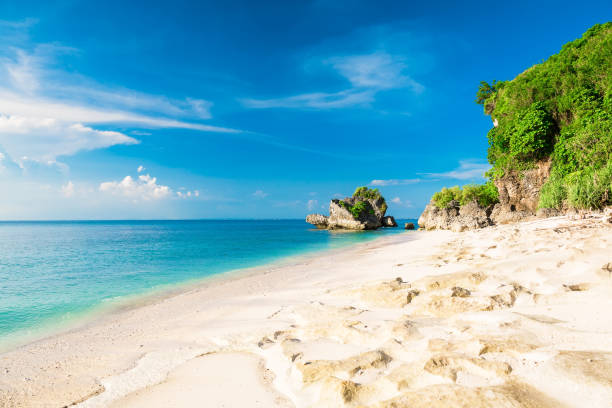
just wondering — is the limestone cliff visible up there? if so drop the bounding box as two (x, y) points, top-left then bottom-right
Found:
(418, 160), (559, 230)
(418, 200), (494, 232)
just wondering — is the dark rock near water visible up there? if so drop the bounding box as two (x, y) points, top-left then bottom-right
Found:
(382, 216), (397, 227)
(404, 222), (415, 230)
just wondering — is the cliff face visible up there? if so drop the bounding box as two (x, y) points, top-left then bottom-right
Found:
(418, 200), (493, 232)
(420, 23), (612, 231)
(494, 160), (551, 213)
(418, 160), (555, 231)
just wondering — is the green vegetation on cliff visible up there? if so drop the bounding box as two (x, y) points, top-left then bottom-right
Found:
(432, 23), (611, 210)
(338, 199), (375, 219)
(432, 182), (499, 209)
(480, 22), (612, 209)
(353, 186), (388, 214)
(338, 187), (387, 219)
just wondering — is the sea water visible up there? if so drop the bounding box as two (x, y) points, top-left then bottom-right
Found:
(0, 219), (415, 346)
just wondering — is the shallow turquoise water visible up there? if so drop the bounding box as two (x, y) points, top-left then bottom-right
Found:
(0, 219), (415, 342)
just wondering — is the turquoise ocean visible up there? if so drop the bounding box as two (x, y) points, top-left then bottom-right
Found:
(0, 219), (415, 347)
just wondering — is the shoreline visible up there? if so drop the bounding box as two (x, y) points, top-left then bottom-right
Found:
(1, 215), (611, 407)
(0, 228), (416, 355)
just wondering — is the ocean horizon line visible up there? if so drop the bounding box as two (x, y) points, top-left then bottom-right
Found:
(0, 217), (421, 223)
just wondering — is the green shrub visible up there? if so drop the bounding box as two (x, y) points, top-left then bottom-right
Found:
(353, 186), (381, 200)
(539, 160), (612, 209)
(431, 183), (499, 209)
(460, 182), (500, 207)
(350, 200), (368, 218)
(566, 162), (612, 209)
(538, 175), (566, 209)
(487, 102), (555, 173)
(338, 199), (375, 219)
(353, 186), (387, 214)
(432, 186), (462, 208)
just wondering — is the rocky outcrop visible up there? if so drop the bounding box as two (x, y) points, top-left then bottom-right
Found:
(489, 204), (534, 225)
(419, 160), (554, 231)
(486, 160), (552, 225)
(382, 216), (397, 227)
(306, 190), (396, 230)
(328, 197), (382, 230)
(305, 214), (329, 229)
(404, 222), (415, 230)
(418, 200), (494, 232)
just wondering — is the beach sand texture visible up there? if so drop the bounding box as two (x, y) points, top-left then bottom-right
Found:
(1, 213), (612, 407)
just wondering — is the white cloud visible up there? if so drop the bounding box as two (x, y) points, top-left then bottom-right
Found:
(370, 178), (421, 186)
(60, 181), (74, 197)
(390, 197), (412, 207)
(0, 44), (222, 127)
(0, 115), (138, 164)
(0, 91), (238, 133)
(99, 174), (171, 201)
(177, 189), (199, 199)
(421, 160), (490, 180)
(53, 86), (215, 120)
(186, 98), (213, 119)
(243, 51), (423, 110)
(137, 165), (145, 173)
(0, 39), (240, 170)
(5, 49), (40, 93)
(307, 199), (318, 211)
(131, 130), (152, 136)
(252, 190), (268, 199)
(328, 52), (423, 92)
(241, 89), (375, 109)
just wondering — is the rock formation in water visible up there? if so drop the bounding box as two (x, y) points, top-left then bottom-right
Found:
(306, 187), (397, 230)
(382, 216), (397, 227)
(305, 214), (329, 229)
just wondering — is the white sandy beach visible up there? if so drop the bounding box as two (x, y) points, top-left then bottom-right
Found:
(1, 213), (612, 407)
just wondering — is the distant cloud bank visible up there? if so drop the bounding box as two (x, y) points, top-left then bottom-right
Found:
(98, 168), (199, 201)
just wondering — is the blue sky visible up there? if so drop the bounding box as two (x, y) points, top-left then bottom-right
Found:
(0, 1), (609, 219)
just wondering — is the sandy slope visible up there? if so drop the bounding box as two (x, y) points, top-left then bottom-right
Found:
(1, 213), (611, 407)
